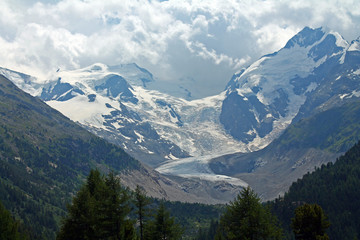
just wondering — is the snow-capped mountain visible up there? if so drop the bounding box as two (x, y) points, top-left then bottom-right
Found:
(0, 62), (247, 168)
(2, 26), (360, 199)
(206, 27), (360, 200)
(221, 27), (349, 145)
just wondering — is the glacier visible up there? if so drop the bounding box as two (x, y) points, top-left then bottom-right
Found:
(1, 26), (358, 193)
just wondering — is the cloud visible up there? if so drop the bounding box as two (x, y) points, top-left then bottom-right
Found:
(0, 0), (360, 98)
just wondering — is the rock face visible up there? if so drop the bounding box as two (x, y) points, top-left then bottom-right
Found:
(211, 99), (360, 200)
(220, 27), (352, 145)
(0, 62), (247, 168)
(119, 165), (243, 204)
(210, 147), (341, 201)
(2, 26), (360, 202)
(94, 74), (138, 104)
(1, 63), (193, 167)
(213, 27), (360, 200)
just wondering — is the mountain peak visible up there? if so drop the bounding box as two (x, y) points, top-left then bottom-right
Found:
(284, 26), (348, 51)
(348, 37), (360, 52)
(220, 26), (351, 145)
(284, 26), (325, 49)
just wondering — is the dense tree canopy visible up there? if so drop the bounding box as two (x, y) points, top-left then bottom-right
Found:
(216, 187), (283, 240)
(291, 203), (330, 240)
(57, 170), (185, 240)
(0, 200), (27, 240)
(270, 141), (360, 239)
(57, 169), (136, 240)
(145, 202), (183, 240)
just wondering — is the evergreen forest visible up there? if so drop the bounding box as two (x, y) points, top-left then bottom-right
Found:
(269, 140), (360, 239)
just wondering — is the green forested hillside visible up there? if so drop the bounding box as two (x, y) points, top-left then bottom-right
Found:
(0, 199), (28, 240)
(0, 75), (140, 239)
(270, 140), (360, 239)
(162, 200), (224, 238)
(274, 100), (360, 153)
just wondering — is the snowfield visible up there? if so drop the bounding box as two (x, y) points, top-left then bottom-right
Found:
(1, 27), (355, 190)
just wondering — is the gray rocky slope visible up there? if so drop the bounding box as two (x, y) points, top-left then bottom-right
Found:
(2, 27), (360, 202)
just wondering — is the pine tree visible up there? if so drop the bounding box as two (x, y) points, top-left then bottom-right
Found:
(291, 203), (330, 240)
(146, 202), (183, 240)
(97, 172), (132, 239)
(134, 185), (151, 240)
(195, 219), (219, 240)
(56, 186), (94, 240)
(0, 200), (26, 240)
(207, 219), (219, 239)
(57, 169), (135, 240)
(216, 186), (283, 240)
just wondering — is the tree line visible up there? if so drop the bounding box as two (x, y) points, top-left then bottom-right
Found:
(195, 187), (329, 240)
(56, 169), (331, 240)
(56, 169), (182, 240)
(1, 168), (331, 240)
(269, 140), (360, 239)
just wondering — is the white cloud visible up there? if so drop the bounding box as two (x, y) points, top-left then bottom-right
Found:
(0, 0), (360, 98)
(253, 24), (300, 53)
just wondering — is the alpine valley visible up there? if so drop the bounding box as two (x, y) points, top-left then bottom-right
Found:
(2, 26), (360, 202)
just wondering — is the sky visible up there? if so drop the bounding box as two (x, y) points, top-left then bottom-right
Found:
(1, 0), (360, 98)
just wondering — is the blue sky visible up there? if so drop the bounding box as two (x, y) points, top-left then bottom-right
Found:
(1, 0), (360, 98)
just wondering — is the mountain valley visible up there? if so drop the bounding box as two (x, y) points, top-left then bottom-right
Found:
(2, 26), (360, 202)
(0, 73), (245, 238)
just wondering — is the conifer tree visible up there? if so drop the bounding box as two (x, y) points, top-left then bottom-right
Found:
(216, 186), (283, 240)
(97, 172), (132, 239)
(57, 169), (135, 240)
(291, 203), (330, 240)
(207, 219), (219, 240)
(195, 219), (219, 240)
(134, 185), (151, 240)
(146, 202), (182, 240)
(0, 201), (26, 240)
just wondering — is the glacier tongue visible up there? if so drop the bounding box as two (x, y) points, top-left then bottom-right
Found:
(1, 26), (355, 192)
(0, 63), (253, 188)
(156, 154), (248, 187)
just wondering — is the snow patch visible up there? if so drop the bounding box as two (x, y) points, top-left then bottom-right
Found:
(165, 153), (179, 160)
(339, 52), (346, 64)
(112, 122), (124, 129)
(339, 90), (360, 100)
(138, 145), (151, 153)
(134, 130), (144, 143)
(306, 82), (318, 93)
(348, 40), (360, 52)
(330, 30), (349, 48)
(354, 69), (360, 75)
(47, 94), (114, 129)
(351, 90), (360, 98)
